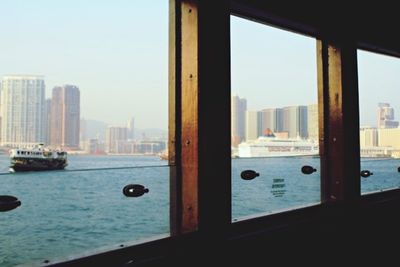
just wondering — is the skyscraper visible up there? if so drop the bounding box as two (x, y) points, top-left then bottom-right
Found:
(282, 105), (308, 139)
(275, 108), (284, 132)
(106, 126), (128, 153)
(260, 108), (275, 134)
(245, 110), (261, 141)
(377, 103), (399, 128)
(360, 127), (378, 147)
(44, 99), (52, 145)
(50, 85), (80, 148)
(0, 75), (46, 147)
(127, 117), (135, 140)
(307, 104), (318, 141)
(231, 94), (247, 146)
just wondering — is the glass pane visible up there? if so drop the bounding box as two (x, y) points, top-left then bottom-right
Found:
(0, 1), (168, 266)
(0, 160), (169, 266)
(358, 50), (400, 194)
(231, 16), (320, 221)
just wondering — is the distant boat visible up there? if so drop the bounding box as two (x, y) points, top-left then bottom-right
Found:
(158, 149), (168, 160)
(9, 144), (68, 172)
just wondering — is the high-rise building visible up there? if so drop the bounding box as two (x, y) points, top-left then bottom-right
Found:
(127, 117), (135, 140)
(84, 138), (103, 154)
(44, 99), (52, 145)
(282, 105), (308, 139)
(231, 94), (247, 146)
(275, 108), (284, 132)
(377, 103), (399, 128)
(245, 110), (261, 141)
(50, 85), (80, 148)
(260, 108), (275, 134)
(106, 126), (128, 153)
(0, 75), (46, 147)
(307, 104), (318, 141)
(378, 128), (400, 149)
(360, 127), (378, 147)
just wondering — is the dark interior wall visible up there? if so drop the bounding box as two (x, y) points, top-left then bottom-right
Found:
(231, 0), (400, 57)
(121, 197), (400, 267)
(224, 199), (400, 266)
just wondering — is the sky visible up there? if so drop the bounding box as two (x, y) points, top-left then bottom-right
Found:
(0, 2), (398, 129)
(0, 0), (168, 129)
(231, 16), (400, 128)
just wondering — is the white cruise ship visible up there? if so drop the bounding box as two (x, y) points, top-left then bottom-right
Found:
(237, 131), (319, 158)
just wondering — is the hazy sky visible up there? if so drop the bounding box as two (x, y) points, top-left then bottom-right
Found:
(358, 50), (400, 127)
(1, 2), (398, 129)
(231, 16), (400, 127)
(231, 16), (318, 110)
(0, 0), (168, 129)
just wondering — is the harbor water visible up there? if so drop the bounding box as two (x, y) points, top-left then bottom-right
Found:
(1, 155), (399, 266)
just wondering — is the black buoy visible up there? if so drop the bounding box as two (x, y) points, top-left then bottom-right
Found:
(398, 166), (400, 173)
(360, 170), (373, 178)
(240, 170), (260, 180)
(0, 195), (21, 212)
(301, 165), (317, 175)
(123, 184), (149, 197)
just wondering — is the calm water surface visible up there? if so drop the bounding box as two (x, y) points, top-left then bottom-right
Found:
(1, 154), (399, 266)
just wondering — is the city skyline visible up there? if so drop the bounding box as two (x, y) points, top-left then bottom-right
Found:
(232, 95), (318, 146)
(1, 2), (398, 130)
(0, 75), (167, 154)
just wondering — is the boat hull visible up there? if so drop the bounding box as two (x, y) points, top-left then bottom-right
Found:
(10, 158), (68, 172)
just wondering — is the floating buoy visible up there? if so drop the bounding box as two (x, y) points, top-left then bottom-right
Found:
(123, 184), (149, 197)
(301, 165), (317, 175)
(240, 170), (260, 180)
(360, 170), (373, 178)
(0, 195), (21, 212)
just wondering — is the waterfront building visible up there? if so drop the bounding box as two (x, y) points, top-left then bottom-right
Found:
(260, 108), (278, 133)
(44, 99), (52, 145)
(245, 110), (261, 141)
(231, 94), (247, 146)
(0, 75), (46, 147)
(50, 85), (80, 149)
(360, 127), (378, 147)
(282, 105), (308, 139)
(106, 126), (128, 153)
(83, 138), (104, 154)
(377, 103), (399, 128)
(127, 117), (135, 140)
(378, 128), (400, 149)
(307, 104), (318, 141)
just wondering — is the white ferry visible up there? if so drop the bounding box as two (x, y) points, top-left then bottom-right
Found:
(237, 132), (319, 158)
(9, 144), (68, 172)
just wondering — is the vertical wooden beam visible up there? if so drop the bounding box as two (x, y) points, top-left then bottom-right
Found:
(317, 40), (328, 202)
(171, 0), (231, 236)
(169, 0), (182, 236)
(180, 0), (199, 233)
(317, 39), (360, 203)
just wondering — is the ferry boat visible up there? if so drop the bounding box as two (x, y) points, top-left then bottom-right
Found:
(9, 144), (68, 172)
(237, 130), (319, 158)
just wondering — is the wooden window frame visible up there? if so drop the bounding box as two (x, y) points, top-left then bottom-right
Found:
(48, 1), (400, 266)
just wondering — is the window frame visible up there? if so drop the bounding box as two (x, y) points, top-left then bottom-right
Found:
(46, 1), (400, 266)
